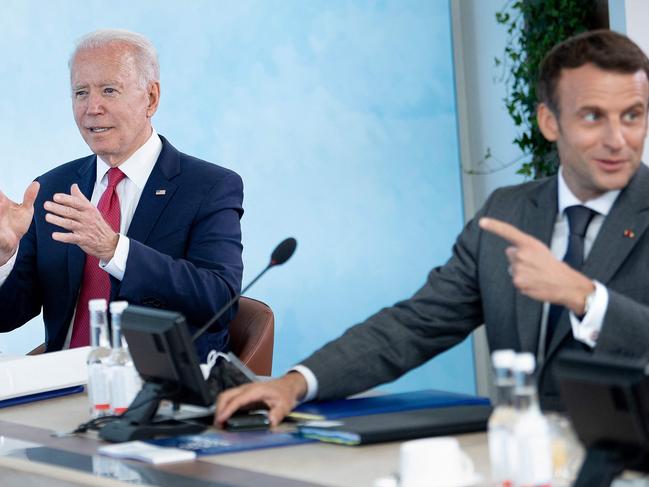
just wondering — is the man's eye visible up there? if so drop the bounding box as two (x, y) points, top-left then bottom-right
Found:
(104, 87), (117, 94)
(623, 111), (641, 122)
(583, 112), (599, 122)
(74, 90), (87, 98)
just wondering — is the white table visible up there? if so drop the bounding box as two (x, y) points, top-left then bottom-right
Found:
(0, 392), (492, 486)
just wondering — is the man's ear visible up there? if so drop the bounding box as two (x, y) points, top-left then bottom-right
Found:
(146, 81), (161, 118)
(537, 103), (560, 142)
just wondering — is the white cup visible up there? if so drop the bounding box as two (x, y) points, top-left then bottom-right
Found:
(400, 437), (475, 487)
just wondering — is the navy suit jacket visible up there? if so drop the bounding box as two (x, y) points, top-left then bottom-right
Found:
(0, 136), (243, 360)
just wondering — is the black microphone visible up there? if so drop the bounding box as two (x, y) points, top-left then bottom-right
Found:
(191, 237), (297, 342)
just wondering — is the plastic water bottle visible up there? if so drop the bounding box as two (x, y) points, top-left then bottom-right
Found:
(108, 301), (141, 415)
(86, 298), (111, 418)
(511, 353), (552, 487)
(487, 349), (517, 487)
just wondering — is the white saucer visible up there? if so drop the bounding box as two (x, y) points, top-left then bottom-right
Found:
(373, 473), (483, 487)
(452, 473), (483, 487)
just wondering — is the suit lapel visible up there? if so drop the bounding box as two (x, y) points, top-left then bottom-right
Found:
(515, 177), (558, 354)
(583, 165), (649, 282)
(67, 156), (97, 297)
(546, 165), (649, 358)
(127, 136), (180, 244)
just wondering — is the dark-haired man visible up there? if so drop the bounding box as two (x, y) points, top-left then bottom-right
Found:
(217, 29), (649, 425)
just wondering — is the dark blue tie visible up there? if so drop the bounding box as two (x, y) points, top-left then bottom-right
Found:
(545, 205), (597, 352)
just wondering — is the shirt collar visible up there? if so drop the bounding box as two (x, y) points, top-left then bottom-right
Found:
(95, 128), (163, 189)
(557, 167), (619, 217)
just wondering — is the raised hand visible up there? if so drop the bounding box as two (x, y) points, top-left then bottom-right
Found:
(44, 184), (119, 262)
(479, 217), (594, 314)
(0, 182), (40, 265)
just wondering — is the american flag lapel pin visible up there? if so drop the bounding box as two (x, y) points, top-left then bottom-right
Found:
(623, 229), (635, 238)
(155, 189), (166, 196)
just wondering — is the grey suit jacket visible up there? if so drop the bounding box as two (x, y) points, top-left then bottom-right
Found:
(302, 165), (649, 408)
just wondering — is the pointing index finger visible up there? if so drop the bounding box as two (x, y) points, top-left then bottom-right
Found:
(479, 217), (532, 247)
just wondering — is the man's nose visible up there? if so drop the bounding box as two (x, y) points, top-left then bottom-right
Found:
(603, 121), (625, 151)
(85, 92), (105, 115)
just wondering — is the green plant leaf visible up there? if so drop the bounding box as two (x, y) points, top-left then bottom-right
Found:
(494, 0), (598, 179)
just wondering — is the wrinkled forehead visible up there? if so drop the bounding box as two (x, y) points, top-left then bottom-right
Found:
(70, 43), (138, 84)
(556, 64), (649, 113)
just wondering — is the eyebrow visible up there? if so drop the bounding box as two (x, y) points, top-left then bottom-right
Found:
(623, 102), (647, 111)
(576, 102), (646, 113)
(72, 80), (122, 91)
(576, 106), (602, 113)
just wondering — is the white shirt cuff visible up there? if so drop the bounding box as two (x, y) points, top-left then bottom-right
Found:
(290, 364), (319, 403)
(569, 280), (608, 348)
(0, 246), (19, 286)
(99, 235), (129, 281)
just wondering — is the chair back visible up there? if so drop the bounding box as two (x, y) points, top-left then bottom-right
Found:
(228, 297), (274, 376)
(27, 343), (47, 355)
(28, 298), (276, 375)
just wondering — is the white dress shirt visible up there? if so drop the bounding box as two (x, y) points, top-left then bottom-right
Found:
(0, 129), (162, 347)
(547, 168), (616, 350)
(95, 129), (162, 280)
(294, 168), (618, 402)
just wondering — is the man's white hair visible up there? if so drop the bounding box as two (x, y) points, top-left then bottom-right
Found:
(69, 29), (160, 87)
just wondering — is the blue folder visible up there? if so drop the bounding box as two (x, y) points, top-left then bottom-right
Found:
(292, 389), (490, 419)
(148, 390), (489, 455)
(0, 385), (85, 409)
(149, 431), (314, 456)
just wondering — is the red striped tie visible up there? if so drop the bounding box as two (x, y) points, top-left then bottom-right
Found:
(69, 167), (126, 348)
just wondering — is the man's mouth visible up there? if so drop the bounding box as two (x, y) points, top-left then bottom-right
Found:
(87, 127), (112, 133)
(594, 158), (628, 171)
(597, 158), (624, 164)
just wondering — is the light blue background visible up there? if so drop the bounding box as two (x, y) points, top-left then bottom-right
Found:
(0, 1), (475, 394)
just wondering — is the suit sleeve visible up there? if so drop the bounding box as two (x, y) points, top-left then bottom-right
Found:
(117, 172), (244, 329)
(0, 217), (43, 331)
(300, 197), (494, 401)
(595, 290), (649, 359)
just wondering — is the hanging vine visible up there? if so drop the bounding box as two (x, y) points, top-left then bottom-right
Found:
(495, 0), (598, 178)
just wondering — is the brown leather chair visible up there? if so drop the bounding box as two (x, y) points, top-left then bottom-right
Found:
(228, 297), (275, 376)
(27, 343), (46, 355)
(28, 297), (276, 375)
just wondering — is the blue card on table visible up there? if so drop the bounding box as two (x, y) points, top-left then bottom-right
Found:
(148, 431), (314, 456)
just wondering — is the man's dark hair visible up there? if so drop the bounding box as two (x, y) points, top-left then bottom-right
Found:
(538, 29), (649, 114)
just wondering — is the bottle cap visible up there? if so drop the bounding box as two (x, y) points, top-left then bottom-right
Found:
(109, 301), (129, 315)
(491, 349), (516, 368)
(513, 352), (535, 374)
(88, 299), (107, 312)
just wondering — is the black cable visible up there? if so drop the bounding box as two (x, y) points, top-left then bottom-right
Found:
(69, 391), (165, 434)
(69, 414), (121, 434)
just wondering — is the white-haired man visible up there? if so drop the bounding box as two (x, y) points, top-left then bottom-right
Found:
(0, 29), (243, 359)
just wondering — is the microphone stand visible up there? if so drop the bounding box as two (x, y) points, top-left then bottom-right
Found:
(192, 264), (272, 341)
(100, 238), (296, 442)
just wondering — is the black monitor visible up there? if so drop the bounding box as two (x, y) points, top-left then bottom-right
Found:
(120, 305), (213, 407)
(98, 305), (215, 442)
(555, 351), (649, 486)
